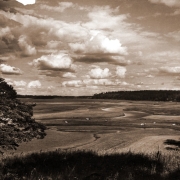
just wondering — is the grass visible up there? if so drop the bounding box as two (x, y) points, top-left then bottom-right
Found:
(0, 149), (180, 180)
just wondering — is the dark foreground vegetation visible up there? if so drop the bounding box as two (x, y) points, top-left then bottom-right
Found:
(93, 90), (180, 101)
(0, 150), (180, 180)
(0, 78), (46, 153)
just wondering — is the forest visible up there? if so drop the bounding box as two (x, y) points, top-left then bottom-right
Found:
(92, 90), (180, 101)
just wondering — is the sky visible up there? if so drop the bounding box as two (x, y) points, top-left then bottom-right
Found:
(0, 0), (180, 96)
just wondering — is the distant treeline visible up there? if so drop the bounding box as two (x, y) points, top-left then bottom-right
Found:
(92, 90), (180, 101)
(17, 95), (92, 99)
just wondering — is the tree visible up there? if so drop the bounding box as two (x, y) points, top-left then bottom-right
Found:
(0, 78), (46, 152)
(0, 78), (17, 99)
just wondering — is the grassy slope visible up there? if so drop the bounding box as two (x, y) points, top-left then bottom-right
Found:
(0, 150), (180, 180)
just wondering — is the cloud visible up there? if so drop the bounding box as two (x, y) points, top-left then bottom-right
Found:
(18, 35), (37, 56)
(69, 33), (128, 55)
(83, 6), (128, 30)
(46, 41), (62, 49)
(40, 2), (74, 12)
(83, 79), (119, 86)
(116, 66), (126, 78)
(159, 66), (180, 74)
(144, 68), (159, 73)
(149, 0), (180, 7)
(145, 51), (180, 63)
(172, 9), (180, 15)
(70, 32), (128, 65)
(0, 64), (22, 75)
(16, 0), (36, 6)
(31, 53), (74, 71)
(28, 80), (41, 88)
(89, 67), (111, 79)
(62, 80), (83, 87)
(0, 26), (19, 54)
(167, 31), (180, 42)
(47, 85), (55, 91)
(146, 75), (154, 78)
(13, 80), (27, 87)
(0, 10), (88, 45)
(63, 72), (76, 78)
(0, 27), (14, 40)
(62, 78), (124, 88)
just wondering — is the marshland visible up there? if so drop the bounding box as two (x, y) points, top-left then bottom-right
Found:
(1, 97), (180, 179)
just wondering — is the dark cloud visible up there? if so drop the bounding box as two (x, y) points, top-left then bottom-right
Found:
(0, 14), (20, 27)
(0, 59), (6, 63)
(73, 54), (130, 66)
(0, 0), (23, 12)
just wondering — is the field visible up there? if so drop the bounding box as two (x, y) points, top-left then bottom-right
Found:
(14, 98), (180, 155)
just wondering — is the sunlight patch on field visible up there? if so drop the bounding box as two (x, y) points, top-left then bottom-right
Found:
(114, 136), (180, 155)
(15, 129), (94, 154)
(143, 115), (180, 121)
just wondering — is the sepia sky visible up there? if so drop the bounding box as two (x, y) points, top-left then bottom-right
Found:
(0, 0), (180, 95)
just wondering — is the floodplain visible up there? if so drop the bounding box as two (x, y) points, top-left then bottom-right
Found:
(16, 98), (180, 155)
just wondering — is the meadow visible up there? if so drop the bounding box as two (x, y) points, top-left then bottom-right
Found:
(2, 98), (180, 179)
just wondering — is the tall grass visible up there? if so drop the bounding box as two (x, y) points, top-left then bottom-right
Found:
(0, 149), (180, 180)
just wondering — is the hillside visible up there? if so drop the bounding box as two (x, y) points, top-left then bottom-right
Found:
(0, 78), (46, 154)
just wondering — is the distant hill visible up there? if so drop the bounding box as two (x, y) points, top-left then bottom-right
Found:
(92, 90), (180, 101)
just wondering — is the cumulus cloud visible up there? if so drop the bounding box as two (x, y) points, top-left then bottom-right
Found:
(28, 80), (41, 88)
(31, 53), (74, 71)
(69, 33), (128, 55)
(0, 5), (130, 65)
(0, 10), (88, 46)
(18, 35), (37, 56)
(63, 72), (76, 78)
(89, 67), (111, 79)
(116, 66), (126, 78)
(160, 66), (180, 74)
(70, 32), (128, 65)
(13, 80), (27, 87)
(0, 64), (22, 75)
(149, 0), (180, 7)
